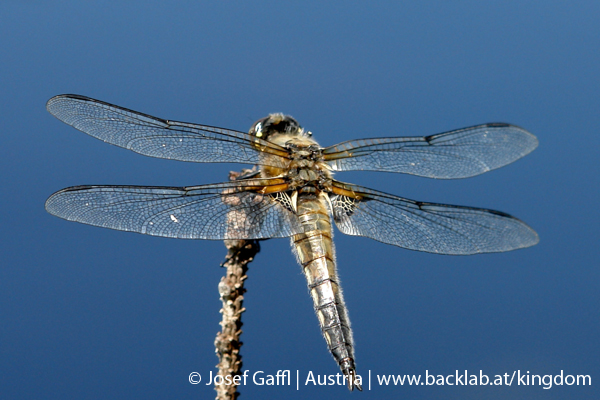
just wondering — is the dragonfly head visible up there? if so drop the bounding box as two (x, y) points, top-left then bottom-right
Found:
(250, 113), (309, 141)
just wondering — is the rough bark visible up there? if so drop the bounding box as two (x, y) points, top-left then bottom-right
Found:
(214, 170), (260, 400)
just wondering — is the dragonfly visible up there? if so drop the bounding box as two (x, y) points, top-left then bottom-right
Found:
(45, 94), (539, 391)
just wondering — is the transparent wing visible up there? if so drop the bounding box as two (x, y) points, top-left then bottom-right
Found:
(45, 178), (302, 240)
(323, 123), (538, 178)
(329, 181), (539, 255)
(46, 94), (290, 168)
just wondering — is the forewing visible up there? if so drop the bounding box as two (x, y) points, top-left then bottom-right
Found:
(329, 181), (539, 255)
(45, 178), (302, 240)
(323, 123), (538, 178)
(46, 94), (290, 168)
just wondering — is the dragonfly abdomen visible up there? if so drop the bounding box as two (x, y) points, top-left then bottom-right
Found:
(291, 194), (361, 391)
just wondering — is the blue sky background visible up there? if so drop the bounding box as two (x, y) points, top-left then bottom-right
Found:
(1, 1), (598, 399)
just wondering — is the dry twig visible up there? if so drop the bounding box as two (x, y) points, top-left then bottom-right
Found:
(214, 170), (261, 400)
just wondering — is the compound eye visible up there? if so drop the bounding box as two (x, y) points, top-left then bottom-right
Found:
(249, 117), (270, 138)
(254, 122), (263, 137)
(249, 114), (302, 140)
(284, 118), (300, 133)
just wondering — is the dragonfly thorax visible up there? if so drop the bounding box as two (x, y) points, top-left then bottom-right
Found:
(252, 116), (332, 190)
(265, 133), (333, 191)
